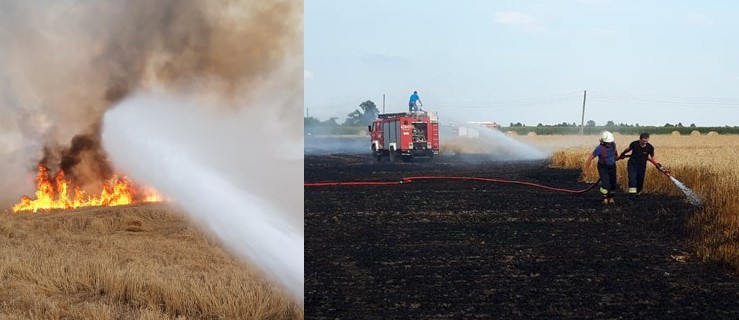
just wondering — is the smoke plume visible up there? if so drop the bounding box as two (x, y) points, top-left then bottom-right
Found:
(0, 0), (302, 206)
(1, 0), (303, 301)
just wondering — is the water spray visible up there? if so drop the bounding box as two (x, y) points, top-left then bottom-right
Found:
(647, 158), (703, 207)
(440, 123), (548, 161)
(101, 92), (304, 303)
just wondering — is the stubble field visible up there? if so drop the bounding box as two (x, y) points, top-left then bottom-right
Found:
(0, 204), (302, 320)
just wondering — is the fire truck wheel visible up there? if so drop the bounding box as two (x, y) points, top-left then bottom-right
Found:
(371, 144), (384, 162)
(373, 150), (381, 161)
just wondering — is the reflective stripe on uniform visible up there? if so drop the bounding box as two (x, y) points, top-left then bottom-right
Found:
(628, 187), (637, 194)
(600, 187), (609, 195)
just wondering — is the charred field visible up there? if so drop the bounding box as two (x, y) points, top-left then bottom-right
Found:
(305, 154), (739, 319)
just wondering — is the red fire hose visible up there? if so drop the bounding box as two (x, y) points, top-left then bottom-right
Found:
(305, 175), (600, 194)
(305, 155), (654, 194)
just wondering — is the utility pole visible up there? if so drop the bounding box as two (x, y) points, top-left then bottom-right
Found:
(579, 90), (587, 135)
(306, 107), (310, 118)
(382, 94), (386, 114)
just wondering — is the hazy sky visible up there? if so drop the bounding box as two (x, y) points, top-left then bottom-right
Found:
(305, 0), (739, 127)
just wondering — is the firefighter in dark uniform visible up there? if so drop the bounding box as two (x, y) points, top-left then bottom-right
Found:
(584, 131), (620, 204)
(618, 132), (661, 200)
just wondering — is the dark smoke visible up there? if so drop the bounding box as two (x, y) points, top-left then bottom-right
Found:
(89, 0), (300, 104)
(60, 131), (114, 191)
(59, 135), (102, 174)
(0, 0), (302, 199)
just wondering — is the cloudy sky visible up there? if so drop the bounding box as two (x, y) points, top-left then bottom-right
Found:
(305, 0), (739, 127)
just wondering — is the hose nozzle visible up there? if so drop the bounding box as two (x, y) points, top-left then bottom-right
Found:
(648, 158), (672, 176)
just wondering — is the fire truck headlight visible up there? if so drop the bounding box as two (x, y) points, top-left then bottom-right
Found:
(409, 143), (413, 149)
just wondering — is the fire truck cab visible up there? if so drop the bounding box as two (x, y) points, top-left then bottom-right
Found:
(368, 111), (440, 162)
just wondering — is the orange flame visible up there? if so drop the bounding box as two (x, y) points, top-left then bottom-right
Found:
(12, 164), (163, 213)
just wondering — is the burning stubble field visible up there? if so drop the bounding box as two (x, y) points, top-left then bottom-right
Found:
(304, 135), (739, 319)
(0, 204), (303, 320)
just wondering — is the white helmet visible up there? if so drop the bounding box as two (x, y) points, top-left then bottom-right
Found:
(599, 131), (615, 143)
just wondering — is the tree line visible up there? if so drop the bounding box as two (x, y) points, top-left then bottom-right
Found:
(305, 100), (739, 135)
(503, 125), (739, 135)
(510, 120), (700, 128)
(305, 100), (379, 135)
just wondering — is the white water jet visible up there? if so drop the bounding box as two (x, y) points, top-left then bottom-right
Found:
(669, 176), (703, 207)
(101, 92), (304, 302)
(441, 124), (548, 161)
(478, 128), (547, 160)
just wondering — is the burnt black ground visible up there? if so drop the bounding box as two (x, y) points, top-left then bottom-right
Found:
(305, 154), (739, 319)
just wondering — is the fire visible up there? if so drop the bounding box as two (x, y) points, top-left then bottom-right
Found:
(12, 163), (163, 213)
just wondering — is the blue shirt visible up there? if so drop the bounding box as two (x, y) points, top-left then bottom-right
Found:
(592, 143), (617, 165)
(409, 93), (420, 103)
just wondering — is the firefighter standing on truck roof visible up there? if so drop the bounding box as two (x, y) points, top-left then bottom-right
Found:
(409, 91), (422, 112)
(583, 131), (620, 205)
(618, 132), (662, 201)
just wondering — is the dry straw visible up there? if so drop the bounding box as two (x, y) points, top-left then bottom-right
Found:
(0, 205), (303, 319)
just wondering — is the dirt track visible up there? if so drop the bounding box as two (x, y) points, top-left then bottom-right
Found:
(305, 154), (739, 319)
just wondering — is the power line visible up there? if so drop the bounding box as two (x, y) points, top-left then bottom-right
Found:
(435, 92), (582, 109)
(587, 91), (739, 108)
(433, 91), (739, 109)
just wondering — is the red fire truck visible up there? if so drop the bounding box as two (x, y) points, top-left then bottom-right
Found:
(368, 111), (440, 162)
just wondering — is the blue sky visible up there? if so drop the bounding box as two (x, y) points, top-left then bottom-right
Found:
(305, 0), (739, 126)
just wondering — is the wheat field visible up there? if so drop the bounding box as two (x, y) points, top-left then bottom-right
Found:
(532, 133), (739, 273)
(0, 204), (303, 320)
